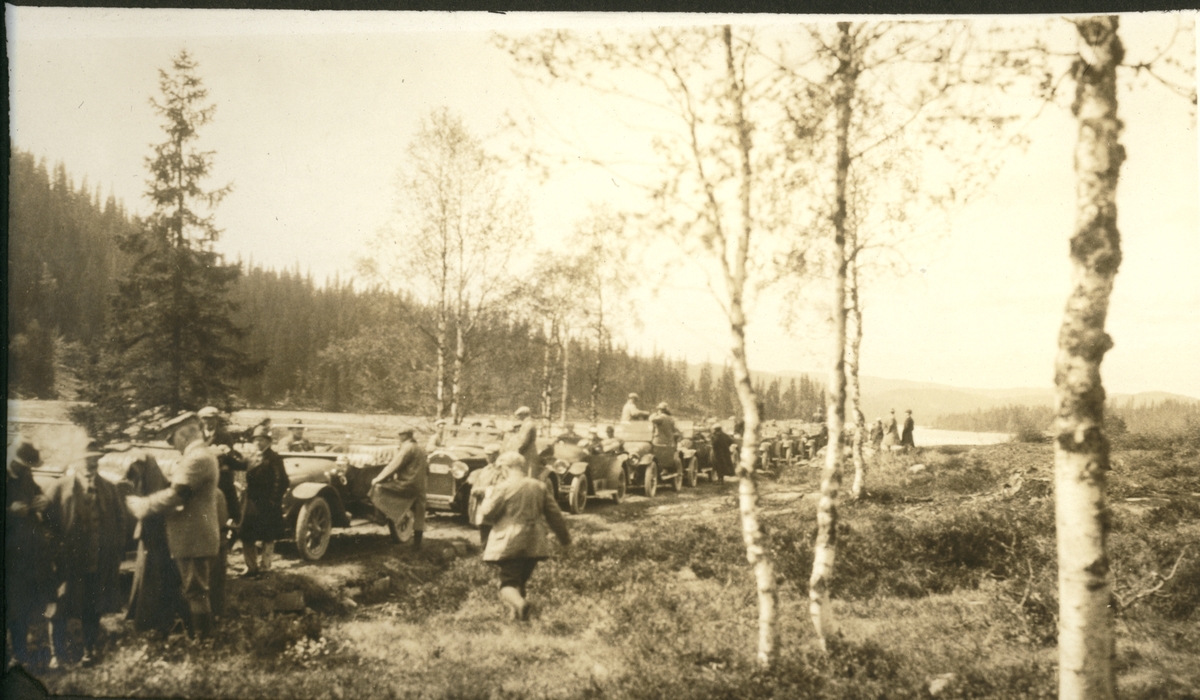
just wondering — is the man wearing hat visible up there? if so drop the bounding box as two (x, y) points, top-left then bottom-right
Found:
(126, 412), (221, 640)
(279, 419), (314, 452)
(43, 440), (128, 666)
(649, 402), (681, 479)
(901, 409), (916, 450)
(240, 426), (289, 577)
(425, 418), (448, 452)
(506, 407), (541, 479)
(198, 406), (246, 528)
(621, 393), (649, 422)
(710, 425), (735, 485)
(6, 438), (53, 667)
(371, 427), (428, 549)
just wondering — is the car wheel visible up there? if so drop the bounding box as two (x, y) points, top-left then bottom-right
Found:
(568, 474), (589, 514)
(295, 496), (332, 561)
(388, 509), (415, 544)
(644, 462), (658, 498)
(613, 466), (627, 504)
(684, 457), (698, 488)
(671, 467), (683, 492)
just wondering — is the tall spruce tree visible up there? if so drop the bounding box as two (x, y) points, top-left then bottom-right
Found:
(74, 51), (256, 437)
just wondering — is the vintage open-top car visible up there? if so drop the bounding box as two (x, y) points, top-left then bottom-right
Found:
(541, 436), (628, 514)
(426, 425), (506, 517)
(676, 420), (716, 486)
(615, 420), (682, 496)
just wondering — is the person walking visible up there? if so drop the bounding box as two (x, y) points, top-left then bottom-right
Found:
(5, 438), (54, 668)
(43, 441), (128, 667)
(371, 427), (428, 549)
(467, 443), (505, 549)
(869, 418), (885, 452)
(882, 409), (901, 451)
(710, 425), (735, 485)
(240, 426), (289, 577)
(901, 410), (916, 450)
(126, 412), (222, 641)
(478, 452), (571, 621)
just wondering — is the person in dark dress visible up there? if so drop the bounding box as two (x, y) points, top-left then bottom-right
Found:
(199, 406), (247, 529)
(710, 425), (735, 485)
(240, 426), (289, 577)
(901, 410), (916, 450)
(43, 441), (128, 667)
(5, 439), (53, 668)
(120, 447), (187, 638)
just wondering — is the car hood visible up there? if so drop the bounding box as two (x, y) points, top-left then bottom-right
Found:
(429, 444), (488, 461)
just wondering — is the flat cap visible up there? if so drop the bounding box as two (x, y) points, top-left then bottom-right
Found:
(515, 406), (531, 417)
(197, 406), (220, 419)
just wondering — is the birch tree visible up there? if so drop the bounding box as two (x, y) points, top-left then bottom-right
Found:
(501, 23), (820, 667)
(364, 108), (530, 422)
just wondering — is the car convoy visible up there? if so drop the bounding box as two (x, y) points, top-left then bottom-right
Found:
(15, 414), (825, 564)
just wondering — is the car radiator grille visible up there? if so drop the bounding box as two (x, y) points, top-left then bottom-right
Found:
(427, 472), (457, 499)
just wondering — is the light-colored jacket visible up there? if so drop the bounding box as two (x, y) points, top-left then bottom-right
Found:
(479, 475), (570, 561)
(505, 419), (540, 478)
(650, 411), (678, 448)
(621, 400), (648, 422)
(145, 439), (221, 559)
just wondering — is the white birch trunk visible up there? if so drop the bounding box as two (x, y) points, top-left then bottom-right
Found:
(560, 330), (570, 425)
(847, 254), (867, 500)
(1055, 16), (1123, 700)
(810, 21), (854, 651)
(451, 321), (464, 424)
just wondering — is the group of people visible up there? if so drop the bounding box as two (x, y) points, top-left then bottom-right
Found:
(868, 409), (917, 452)
(5, 408), (310, 670)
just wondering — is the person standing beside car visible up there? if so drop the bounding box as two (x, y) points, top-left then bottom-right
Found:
(620, 393), (649, 422)
(710, 425), (735, 485)
(508, 406), (541, 480)
(371, 427), (428, 550)
(125, 412), (222, 641)
(478, 452), (571, 621)
(649, 402), (681, 478)
(239, 426), (289, 578)
(468, 443), (505, 549)
(5, 438), (54, 668)
(198, 406), (246, 529)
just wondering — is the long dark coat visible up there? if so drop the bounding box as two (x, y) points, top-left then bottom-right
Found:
(371, 440), (427, 523)
(122, 452), (187, 634)
(241, 448), (288, 543)
(5, 464), (54, 616)
(710, 430), (736, 477)
(43, 469), (128, 618)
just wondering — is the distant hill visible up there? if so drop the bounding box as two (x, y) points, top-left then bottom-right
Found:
(683, 362), (1197, 422)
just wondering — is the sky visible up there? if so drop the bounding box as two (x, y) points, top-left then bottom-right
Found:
(7, 9), (1199, 398)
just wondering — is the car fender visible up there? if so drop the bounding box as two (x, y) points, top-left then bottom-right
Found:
(679, 447), (696, 460)
(291, 481), (327, 501)
(568, 461), (588, 476)
(637, 453), (655, 467)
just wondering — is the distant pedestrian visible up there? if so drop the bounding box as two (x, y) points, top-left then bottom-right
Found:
(478, 452), (571, 621)
(5, 438), (54, 668)
(240, 426), (289, 577)
(371, 427), (428, 549)
(710, 425), (735, 485)
(125, 412), (222, 641)
(901, 410), (916, 450)
(43, 441), (129, 667)
(278, 420), (315, 452)
(869, 418), (884, 452)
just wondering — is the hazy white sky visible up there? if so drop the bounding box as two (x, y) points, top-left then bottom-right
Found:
(8, 9), (1199, 397)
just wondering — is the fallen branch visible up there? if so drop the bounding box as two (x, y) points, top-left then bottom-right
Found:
(1116, 546), (1191, 611)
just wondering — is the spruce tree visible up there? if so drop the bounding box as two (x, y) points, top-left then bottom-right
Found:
(74, 50), (257, 437)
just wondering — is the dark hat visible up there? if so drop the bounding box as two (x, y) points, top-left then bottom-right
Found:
(11, 438), (42, 468)
(398, 426), (415, 438)
(293, 419), (304, 426)
(156, 411), (200, 441)
(83, 439), (106, 459)
(252, 425), (273, 440)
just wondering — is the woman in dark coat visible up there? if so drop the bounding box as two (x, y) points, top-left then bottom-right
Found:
(240, 426), (289, 577)
(121, 448), (188, 637)
(710, 425), (735, 485)
(6, 439), (54, 667)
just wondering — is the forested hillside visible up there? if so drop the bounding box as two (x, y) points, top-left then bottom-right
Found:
(7, 149), (826, 422)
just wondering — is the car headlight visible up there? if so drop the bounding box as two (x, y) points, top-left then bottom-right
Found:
(554, 460), (569, 475)
(451, 461), (469, 480)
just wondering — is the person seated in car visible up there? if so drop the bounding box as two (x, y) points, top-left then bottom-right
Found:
(278, 420), (314, 452)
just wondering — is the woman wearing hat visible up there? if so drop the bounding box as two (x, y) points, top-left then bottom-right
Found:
(240, 426), (289, 577)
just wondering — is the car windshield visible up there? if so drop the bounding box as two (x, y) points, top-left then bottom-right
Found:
(442, 427), (505, 448)
(282, 454), (338, 473)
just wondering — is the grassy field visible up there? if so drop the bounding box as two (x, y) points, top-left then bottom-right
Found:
(26, 437), (1200, 699)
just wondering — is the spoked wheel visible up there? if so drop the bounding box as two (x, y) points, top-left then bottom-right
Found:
(295, 496), (332, 561)
(684, 457), (698, 488)
(568, 474), (589, 514)
(671, 467), (683, 492)
(612, 466), (627, 504)
(643, 463), (658, 498)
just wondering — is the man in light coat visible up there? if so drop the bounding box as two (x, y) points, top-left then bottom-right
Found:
(620, 393), (649, 422)
(371, 427), (428, 549)
(478, 452), (571, 621)
(126, 412), (221, 640)
(649, 402), (681, 478)
(507, 406), (541, 480)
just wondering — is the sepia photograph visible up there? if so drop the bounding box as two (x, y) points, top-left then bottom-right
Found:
(5, 7), (1199, 699)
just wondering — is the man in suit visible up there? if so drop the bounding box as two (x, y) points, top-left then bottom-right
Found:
(901, 410), (916, 450)
(198, 406), (246, 528)
(278, 420), (315, 452)
(126, 412), (221, 640)
(43, 440), (128, 666)
(5, 438), (53, 668)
